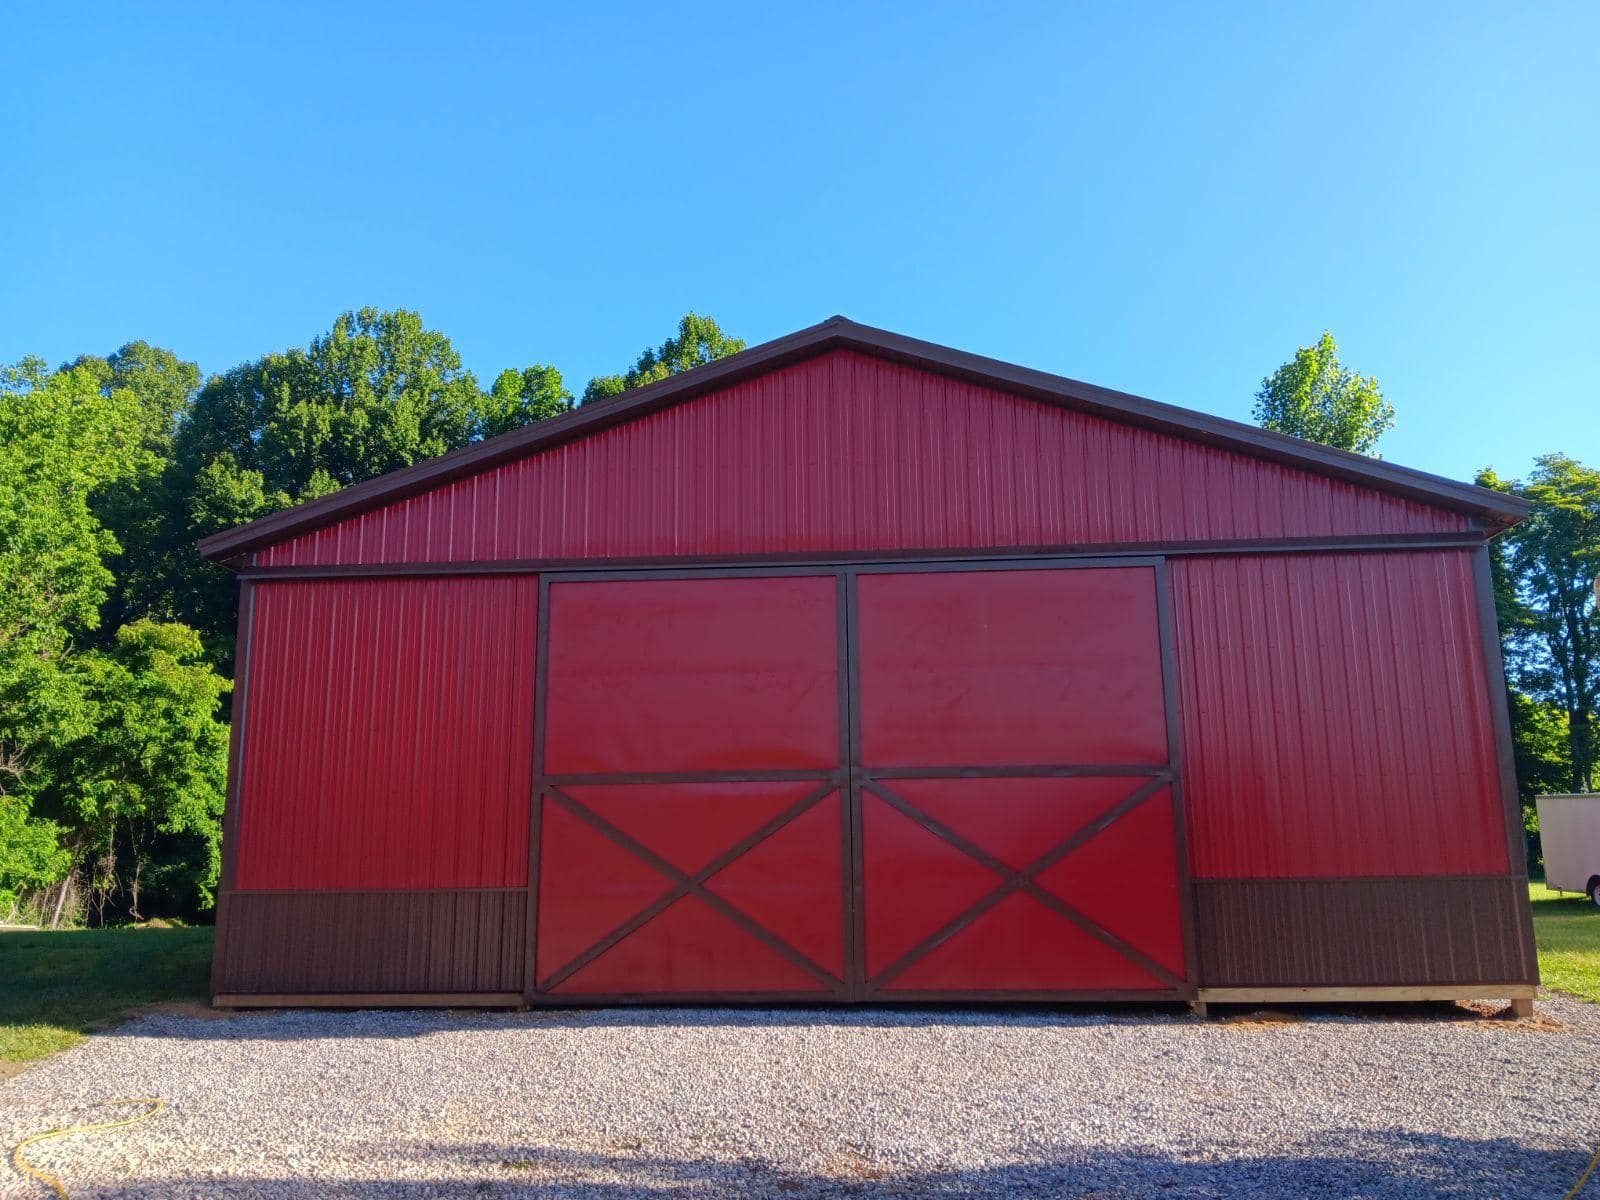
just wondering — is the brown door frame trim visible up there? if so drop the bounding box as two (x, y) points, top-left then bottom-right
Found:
(1155, 556), (1203, 995)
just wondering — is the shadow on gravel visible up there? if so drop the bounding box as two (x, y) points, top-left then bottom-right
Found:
(99, 1000), (1529, 1043)
(97, 1003), (1193, 1042)
(51, 1131), (1593, 1199)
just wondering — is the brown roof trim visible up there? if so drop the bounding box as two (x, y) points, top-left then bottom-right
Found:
(198, 315), (1529, 562)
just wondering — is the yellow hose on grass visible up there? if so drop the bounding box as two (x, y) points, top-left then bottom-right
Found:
(10, 1097), (164, 1199)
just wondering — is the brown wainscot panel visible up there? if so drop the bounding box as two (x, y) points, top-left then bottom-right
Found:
(212, 889), (526, 996)
(1193, 877), (1537, 987)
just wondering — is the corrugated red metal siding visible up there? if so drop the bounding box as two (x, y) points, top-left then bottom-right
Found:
(254, 350), (1469, 567)
(232, 576), (538, 889)
(1172, 551), (1507, 878)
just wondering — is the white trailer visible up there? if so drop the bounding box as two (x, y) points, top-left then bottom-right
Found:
(1537, 793), (1600, 906)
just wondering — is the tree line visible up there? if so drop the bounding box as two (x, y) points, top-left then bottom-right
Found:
(0, 317), (1592, 924)
(0, 311), (743, 925)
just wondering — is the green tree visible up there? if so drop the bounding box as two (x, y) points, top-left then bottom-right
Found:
(0, 794), (68, 916)
(1509, 692), (1577, 862)
(480, 364), (572, 438)
(0, 355), (162, 916)
(582, 313), (745, 404)
(176, 308), (486, 502)
(163, 308), (496, 652)
(1253, 332), (1395, 455)
(1, 356), (233, 923)
(0, 356), (154, 658)
(67, 343), (202, 633)
(23, 621), (231, 921)
(1494, 455), (1600, 793)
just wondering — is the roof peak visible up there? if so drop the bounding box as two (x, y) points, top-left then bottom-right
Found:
(198, 317), (1527, 562)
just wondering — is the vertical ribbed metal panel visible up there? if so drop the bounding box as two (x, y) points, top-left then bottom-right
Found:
(255, 351), (1468, 567)
(1193, 878), (1536, 985)
(1172, 551), (1508, 877)
(212, 889), (526, 993)
(233, 576), (538, 889)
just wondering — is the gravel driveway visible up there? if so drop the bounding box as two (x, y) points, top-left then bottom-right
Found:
(3, 997), (1598, 1199)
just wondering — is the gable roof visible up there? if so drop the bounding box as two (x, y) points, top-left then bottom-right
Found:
(198, 315), (1528, 562)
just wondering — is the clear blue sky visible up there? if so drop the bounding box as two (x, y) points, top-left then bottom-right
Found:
(3, 3), (1594, 484)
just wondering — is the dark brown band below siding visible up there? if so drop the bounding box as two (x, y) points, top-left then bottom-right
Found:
(1193, 876), (1538, 988)
(211, 888), (526, 996)
(212, 877), (1537, 999)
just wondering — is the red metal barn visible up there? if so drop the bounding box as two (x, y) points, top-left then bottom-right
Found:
(200, 317), (1536, 1011)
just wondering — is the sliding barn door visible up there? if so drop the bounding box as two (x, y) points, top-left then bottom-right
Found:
(532, 573), (850, 1001)
(851, 564), (1190, 999)
(529, 561), (1192, 1003)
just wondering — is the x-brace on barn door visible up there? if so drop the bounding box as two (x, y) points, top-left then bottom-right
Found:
(527, 557), (1194, 1003)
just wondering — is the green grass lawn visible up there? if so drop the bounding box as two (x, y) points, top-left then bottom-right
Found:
(1529, 881), (1600, 1003)
(0, 925), (212, 1071)
(0, 885), (1596, 1073)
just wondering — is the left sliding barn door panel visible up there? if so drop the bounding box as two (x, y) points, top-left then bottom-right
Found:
(531, 573), (850, 1002)
(212, 576), (539, 1000)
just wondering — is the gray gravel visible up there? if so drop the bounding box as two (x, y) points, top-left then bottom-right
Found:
(3, 996), (1598, 1199)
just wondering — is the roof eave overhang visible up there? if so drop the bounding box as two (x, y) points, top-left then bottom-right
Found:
(197, 316), (1530, 563)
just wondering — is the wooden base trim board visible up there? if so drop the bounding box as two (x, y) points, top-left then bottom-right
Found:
(214, 992), (525, 1009)
(1197, 985), (1534, 1003)
(219, 986), (1536, 1012)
